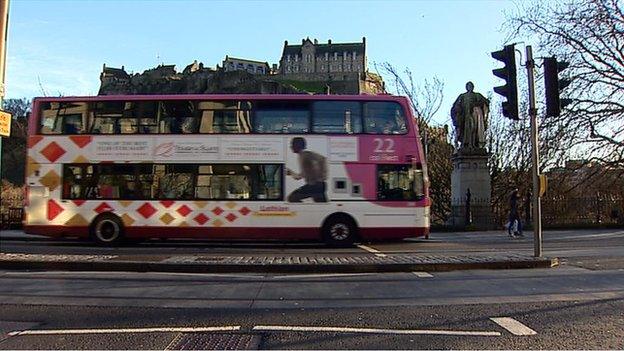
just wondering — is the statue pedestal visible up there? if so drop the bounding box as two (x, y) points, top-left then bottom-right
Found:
(450, 152), (493, 229)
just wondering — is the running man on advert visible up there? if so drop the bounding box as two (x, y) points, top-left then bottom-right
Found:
(286, 137), (328, 202)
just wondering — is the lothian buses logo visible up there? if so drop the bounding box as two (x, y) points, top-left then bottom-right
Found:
(154, 142), (175, 158)
(153, 140), (220, 158)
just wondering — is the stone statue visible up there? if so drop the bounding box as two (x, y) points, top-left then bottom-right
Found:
(451, 82), (490, 152)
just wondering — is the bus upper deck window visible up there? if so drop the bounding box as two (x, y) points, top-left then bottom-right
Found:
(197, 101), (252, 134)
(40, 102), (88, 134)
(161, 101), (198, 134)
(364, 102), (408, 135)
(312, 101), (362, 134)
(254, 102), (310, 134)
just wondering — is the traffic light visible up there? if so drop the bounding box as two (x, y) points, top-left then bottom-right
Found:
(544, 57), (571, 116)
(491, 44), (519, 120)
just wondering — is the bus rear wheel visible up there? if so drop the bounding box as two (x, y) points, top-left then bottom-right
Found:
(322, 215), (357, 247)
(90, 213), (124, 245)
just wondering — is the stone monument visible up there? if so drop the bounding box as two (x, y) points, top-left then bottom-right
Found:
(449, 82), (493, 229)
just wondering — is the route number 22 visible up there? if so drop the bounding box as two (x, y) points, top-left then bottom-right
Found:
(373, 138), (395, 153)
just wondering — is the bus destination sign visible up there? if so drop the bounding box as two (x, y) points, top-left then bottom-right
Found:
(0, 110), (11, 137)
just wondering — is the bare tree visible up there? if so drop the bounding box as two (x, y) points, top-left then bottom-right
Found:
(1, 98), (30, 185)
(376, 62), (444, 125)
(506, 0), (624, 168)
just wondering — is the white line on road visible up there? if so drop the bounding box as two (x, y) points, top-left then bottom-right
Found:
(490, 317), (537, 336)
(412, 272), (434, 278)
(356, 244), (387, 257)
(272, 273), (372, 279)
(8, 326), (241, 336)
(252, 325), (501, 336)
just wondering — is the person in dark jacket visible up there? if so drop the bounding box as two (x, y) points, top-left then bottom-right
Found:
(508, 188), (523, 237)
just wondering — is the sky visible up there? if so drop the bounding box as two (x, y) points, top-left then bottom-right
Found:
(5, 0), (520, 125)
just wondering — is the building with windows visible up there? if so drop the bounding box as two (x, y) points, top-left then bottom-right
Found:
(278, 37), (366, 79)
(222, 56), (271, 75)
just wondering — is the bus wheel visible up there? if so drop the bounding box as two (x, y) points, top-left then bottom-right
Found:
(322, 215), (357, 247)
(90, 213), (124, 245)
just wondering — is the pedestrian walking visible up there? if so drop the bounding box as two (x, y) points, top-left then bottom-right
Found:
(508, 188), (523, 237)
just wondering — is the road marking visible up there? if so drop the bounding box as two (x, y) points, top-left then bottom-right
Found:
(356, 244), (387, 257)
(8, 326), (241, 336)
(252, 325), (501, 336)
(272, 273), (372, 279)
(164, 332), (184, 351)
(553, 231), (624, 240)
(490, 317), (537, 335)
(412, 272), (433, 278)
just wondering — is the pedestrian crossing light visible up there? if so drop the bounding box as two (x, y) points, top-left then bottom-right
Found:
(544, 57), (572, 117)
(491, 44), (519, 120)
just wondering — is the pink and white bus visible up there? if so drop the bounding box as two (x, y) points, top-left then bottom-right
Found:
(24, 94), (429, 246)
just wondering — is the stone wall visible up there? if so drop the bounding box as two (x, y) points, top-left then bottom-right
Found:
(99, 63), (383, 95)
(99, 64), (304, 95)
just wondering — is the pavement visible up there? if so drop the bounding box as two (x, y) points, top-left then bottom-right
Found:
(0, 229), (559, 273)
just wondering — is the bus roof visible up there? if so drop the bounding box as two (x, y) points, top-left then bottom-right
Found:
(32, 94), (408, 104)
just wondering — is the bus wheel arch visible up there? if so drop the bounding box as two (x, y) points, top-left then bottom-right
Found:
(321, 212), (359, 246)
(90, 212), (124, 245)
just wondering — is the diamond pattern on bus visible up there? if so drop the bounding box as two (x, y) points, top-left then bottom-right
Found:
(47, 200), (64, 221)
(212, 207), (224, 216)
(194, 201), (207, 209)
(177, 205), (192, 217)
(121, 213), (135, 226)
(212, 219), (224, 227)
(65, 214), (89, 226)
(239, 207), (251, 216)
(194, 213), (209, 225)
(28, 136), (43, 149)
(94, 202), (113, 214)
(137, 203), (157, 219)
(160, 200), (174, 208)
(26, 157), (40, 177)
(160, 213), (175, 225)
(69, 135), (92, 148)
(225, 202), (237, 209)
(73, 155), (89, 163)
(179, 221), (189, 227)
(40, 141), (66, 163)
(72, 200), (86, 207)
(118, 201), (132, 208)
(225, 213), (238, 222)
(39, 170), (61, 191)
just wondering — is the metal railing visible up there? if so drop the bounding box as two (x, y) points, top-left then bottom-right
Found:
(493, 196), (624, 228)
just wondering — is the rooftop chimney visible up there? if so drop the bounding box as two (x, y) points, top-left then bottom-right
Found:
(328, 39), (332, 45)
(314, 38), (318, 45)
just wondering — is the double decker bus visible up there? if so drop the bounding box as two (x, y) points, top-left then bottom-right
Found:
(24, 94), (429, 246)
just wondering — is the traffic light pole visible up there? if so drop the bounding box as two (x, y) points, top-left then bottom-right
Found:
(526, 45), (542, 257)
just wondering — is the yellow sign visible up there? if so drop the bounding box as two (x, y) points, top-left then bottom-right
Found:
(539, 174), (548, 197)
(0, 110), (11, 137)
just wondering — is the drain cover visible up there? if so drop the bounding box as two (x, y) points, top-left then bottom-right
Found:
(166, 333), (260, 350)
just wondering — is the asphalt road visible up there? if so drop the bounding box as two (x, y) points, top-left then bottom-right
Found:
(0, 286), (622, 349)
(2, 228), (624, 260)
(0, 228), (623, 349)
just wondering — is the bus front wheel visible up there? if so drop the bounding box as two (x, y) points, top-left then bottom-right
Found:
(90, 213), (124, 245)
(322, 214), (357, 247)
